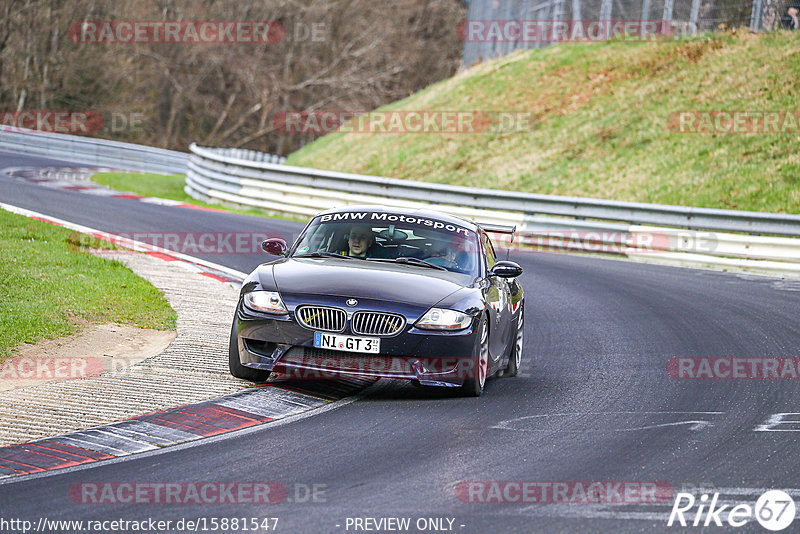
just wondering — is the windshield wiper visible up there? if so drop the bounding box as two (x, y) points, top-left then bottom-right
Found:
(294, 251), (358, 260)
(367, 257), (447, 271)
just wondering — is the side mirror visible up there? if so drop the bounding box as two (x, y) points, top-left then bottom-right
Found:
(489, 260), (523, 278)
(261, 237), (287, 256)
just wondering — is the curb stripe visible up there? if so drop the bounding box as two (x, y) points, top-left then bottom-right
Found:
(5, 167), (229, 215)
(0, 465), (22, 475)
(27, 443), (104, 462)
(29, 216), (59, 224)
(146, 251), (179, 261)
(0, 458), (44, 472)
(105, 421), (197, 443)
(198, 272), (235, 283)
(0, 379), (374, 480)
(176, 203), (228, 212)
(0, 449), (86, 470)
(34, 440), (114, 460)
(50, 437), (131, 457)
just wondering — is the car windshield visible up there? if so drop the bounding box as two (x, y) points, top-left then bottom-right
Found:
(292, 211), (480, 276)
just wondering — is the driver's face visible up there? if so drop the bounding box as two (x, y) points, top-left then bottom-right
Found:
(348, 229), (372, 256)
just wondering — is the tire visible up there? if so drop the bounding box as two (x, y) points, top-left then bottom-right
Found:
(461, 316), (489, 397)
(229, 317), (271, 382)
(503, 303), (523, 378)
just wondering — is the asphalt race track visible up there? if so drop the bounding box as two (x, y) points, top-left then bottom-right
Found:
(2, 150), (800, 533)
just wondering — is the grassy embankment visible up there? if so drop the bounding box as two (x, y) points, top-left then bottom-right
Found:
(288, 31), (800, 214)
(91, 172), (304, 221)
(0, 209), (176, 359)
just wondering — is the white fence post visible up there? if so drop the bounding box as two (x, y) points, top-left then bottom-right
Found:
(663, 0), (674, 24)
(689, 0), (701, 34)
(750, 0), (765, 31)
(641, 0), (651, 26)
(572, 0), (582, 22)
(600, 0), (613, 22)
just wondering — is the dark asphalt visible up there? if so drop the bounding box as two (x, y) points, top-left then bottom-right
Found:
(1, 150), (799, 533)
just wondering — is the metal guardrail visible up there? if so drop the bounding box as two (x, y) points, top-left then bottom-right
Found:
(188, 143), (800, 236)
(186, 143), (800, 277)
(0, 126), (187, 174)
(1, 129), (796, 276)
(201, 146), (286, 165)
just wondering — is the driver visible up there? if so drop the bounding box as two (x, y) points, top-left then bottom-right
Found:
(346, 224), (376, 258)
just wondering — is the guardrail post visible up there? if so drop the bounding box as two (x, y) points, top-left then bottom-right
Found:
(572, 0), (582, 23)
(750, 0), (765, 32)
(663, 0), (674, 25)
(551, 0), (566, 22)
(600, 0), (612, 22)
(689, 0), (700, 34)
(641, 0), (651, 26)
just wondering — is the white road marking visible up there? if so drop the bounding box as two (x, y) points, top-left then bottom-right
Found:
(615, 420), (713, 431)
(492, 412), (725, 432)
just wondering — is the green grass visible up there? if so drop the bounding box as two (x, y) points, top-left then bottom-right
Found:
(91, 172), (305, 221)
(0, 209), (176, 359)
(287, 31), (800, 214)
(92, 172), (191, 202)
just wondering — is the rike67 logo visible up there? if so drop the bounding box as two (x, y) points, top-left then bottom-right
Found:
(668, 490), (795, 531)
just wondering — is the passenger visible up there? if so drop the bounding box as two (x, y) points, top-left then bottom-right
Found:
(346, 224), (376, 258)
(427, 245), (456, 268)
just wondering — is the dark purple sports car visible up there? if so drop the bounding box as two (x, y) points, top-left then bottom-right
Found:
(229, 205), (524, 396)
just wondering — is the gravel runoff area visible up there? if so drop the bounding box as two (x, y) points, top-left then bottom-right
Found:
(0, 251), (247, 447)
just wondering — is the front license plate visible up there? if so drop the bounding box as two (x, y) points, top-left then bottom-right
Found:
(314, 332), (380, 353)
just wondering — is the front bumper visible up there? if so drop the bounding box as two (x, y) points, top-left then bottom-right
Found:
(235, 301), (479, 387)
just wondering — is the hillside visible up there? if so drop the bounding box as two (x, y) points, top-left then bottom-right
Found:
(287, 31), (800, 213)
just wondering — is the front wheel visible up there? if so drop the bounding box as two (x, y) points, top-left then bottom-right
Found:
(461, 316), (489, 397)
(229, 317), (271, 382)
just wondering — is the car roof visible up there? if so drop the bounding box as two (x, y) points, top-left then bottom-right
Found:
(315, 205), (480, 232)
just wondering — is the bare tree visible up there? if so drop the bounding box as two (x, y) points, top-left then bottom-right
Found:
(0, 0), (466, 154)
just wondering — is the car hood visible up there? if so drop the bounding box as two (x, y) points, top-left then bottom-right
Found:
(267, 257), (470, 306)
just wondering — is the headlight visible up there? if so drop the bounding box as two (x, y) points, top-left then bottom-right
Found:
(243, 291), (288, 314)
(415, 308), (472, 331)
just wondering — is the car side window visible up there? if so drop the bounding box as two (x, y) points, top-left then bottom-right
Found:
(483, 234), (497, 270)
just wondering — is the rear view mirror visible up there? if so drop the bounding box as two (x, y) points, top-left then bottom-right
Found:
(261, 237), (288, 256)
(489, 260), (523, 278)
